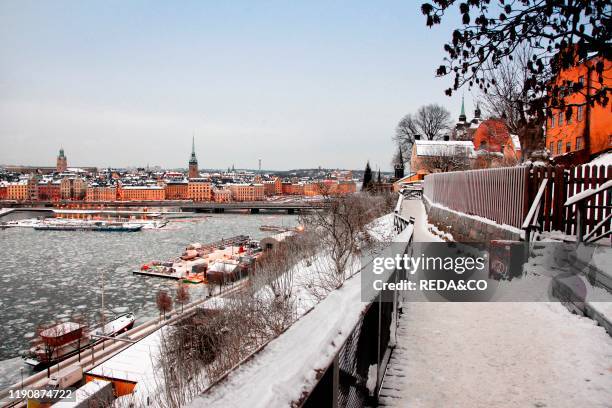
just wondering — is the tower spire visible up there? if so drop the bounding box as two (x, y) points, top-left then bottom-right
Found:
(459, 95), (467, 122)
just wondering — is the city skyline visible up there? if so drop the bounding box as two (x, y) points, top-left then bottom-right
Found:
(0, 1), (469, 171)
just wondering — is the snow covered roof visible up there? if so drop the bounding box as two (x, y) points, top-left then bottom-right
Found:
(121, 185), (164, 190)
(414, 140), (476, 158)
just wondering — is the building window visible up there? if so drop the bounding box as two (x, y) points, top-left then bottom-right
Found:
(558, 112), (564, 126)
(567, 112), (572, 124)
(576, 137), (583, 150)
(550, 115), (555, 128)
(577, 105), (583, 121)
(549, 142), (554, 153)
(578, 76), (584, 86)
(566, 142), (571, 153)
(557, 140), (562, 154)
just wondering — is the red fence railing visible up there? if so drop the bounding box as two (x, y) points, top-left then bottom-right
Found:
(423, 164), (611, 237)
(422, 166), (529, 229)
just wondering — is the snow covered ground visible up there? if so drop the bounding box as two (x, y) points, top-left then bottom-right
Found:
(379, 198), (612, 407)
(379, 302), (612, 408)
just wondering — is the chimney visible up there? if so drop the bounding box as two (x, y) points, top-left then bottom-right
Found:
(443, 135), (450, 141)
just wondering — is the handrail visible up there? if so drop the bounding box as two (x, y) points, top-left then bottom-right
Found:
(565, 179), (612, 243)
(521, 178), (548, 230)
(564, 179), (612, 207)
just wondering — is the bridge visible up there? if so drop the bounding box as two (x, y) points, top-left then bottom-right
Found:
(179, 201), (327, 213)
(0, 200), (328, 214)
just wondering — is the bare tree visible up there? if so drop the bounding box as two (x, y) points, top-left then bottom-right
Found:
(299, 193), (396, 299)
(394, 104), (452, 159)
(175, 283), (190, 313)
(156, 290), (173, 321)
(480, 48), (533, 134)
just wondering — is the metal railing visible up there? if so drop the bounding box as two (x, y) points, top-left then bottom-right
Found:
(301, 214), (415, 407)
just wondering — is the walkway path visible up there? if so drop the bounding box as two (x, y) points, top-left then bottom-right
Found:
(379, 199), (612, 407)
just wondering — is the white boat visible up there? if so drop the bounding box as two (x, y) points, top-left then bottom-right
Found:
(91, 312), (136, 337)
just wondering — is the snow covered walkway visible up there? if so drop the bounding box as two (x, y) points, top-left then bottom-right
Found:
(379, 199), (612, 407)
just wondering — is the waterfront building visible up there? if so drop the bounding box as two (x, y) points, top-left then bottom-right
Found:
(263, 177), (282, 195)
(165, 181), (189, 200)
(0, 183), (7, 200)
(86, 185), (117, 202)
(38, 180), (62, 201)
(187, 179), (212, 201)
(56, 147), (68, 173)
(188, 137), (199, 179)
(228, 183), (265, 201)
(60, 177), (87, 200)
(118, 185), (165, 201)
(212, 188), (232, 202)
(6, 181), (28, 200)
(26, 175), (39, 201)
(545, 53), (611, 163)
(301, 180), (357, 196)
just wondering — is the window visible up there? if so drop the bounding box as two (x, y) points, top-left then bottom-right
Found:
(550, 115), (555, 128)
(549, 142), (554, 153)
(567, 112), (572, 124)
(557, 140), (562, 154)
(578, 76), (584, 86)
(576, 137), (583, 150)
(558, 112), (564, 126)
(577, 105), (583, 121)
(566, 142), (571, 153)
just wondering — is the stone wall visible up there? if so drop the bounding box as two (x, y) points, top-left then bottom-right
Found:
(423, 197), (522, 242)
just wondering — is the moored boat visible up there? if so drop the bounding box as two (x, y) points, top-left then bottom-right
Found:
(24, 312), (136, 369)
(33, 221), (143, 232)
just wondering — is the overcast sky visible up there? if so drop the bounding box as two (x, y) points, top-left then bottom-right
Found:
(0, 1), (476, 171)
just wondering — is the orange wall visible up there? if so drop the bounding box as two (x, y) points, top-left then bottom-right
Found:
(546, 56), (612, 159)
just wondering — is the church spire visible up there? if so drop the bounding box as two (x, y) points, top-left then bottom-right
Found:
(459, 95), (467, 122)
(189, 135), (198, 164)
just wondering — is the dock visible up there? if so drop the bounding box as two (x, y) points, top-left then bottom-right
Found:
(132, 235), (253, 280)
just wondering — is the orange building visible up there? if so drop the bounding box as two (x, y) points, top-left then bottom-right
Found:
(119, 186), (165, 201)
(6, 182), (28, 201)
(86, 186), (117, 202)
(38, 181), (62, 201)
(212, 188), (232, 202)
(0, 184), (7, 200)
(302, 180), (356, 196)
(165, 181), (189, 200)
(229, 184), (265, 201)
(263, 177), (282, 196)
(187, 179), (212, 201)
(336, 180), (357, 195)
(546, 54), (611, 162)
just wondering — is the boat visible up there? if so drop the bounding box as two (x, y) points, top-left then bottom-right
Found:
(24, 322), (90, 369)
(33, 221), (143, 232)
(24, 313), (136, 369)
(91, 312), (135, 337)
